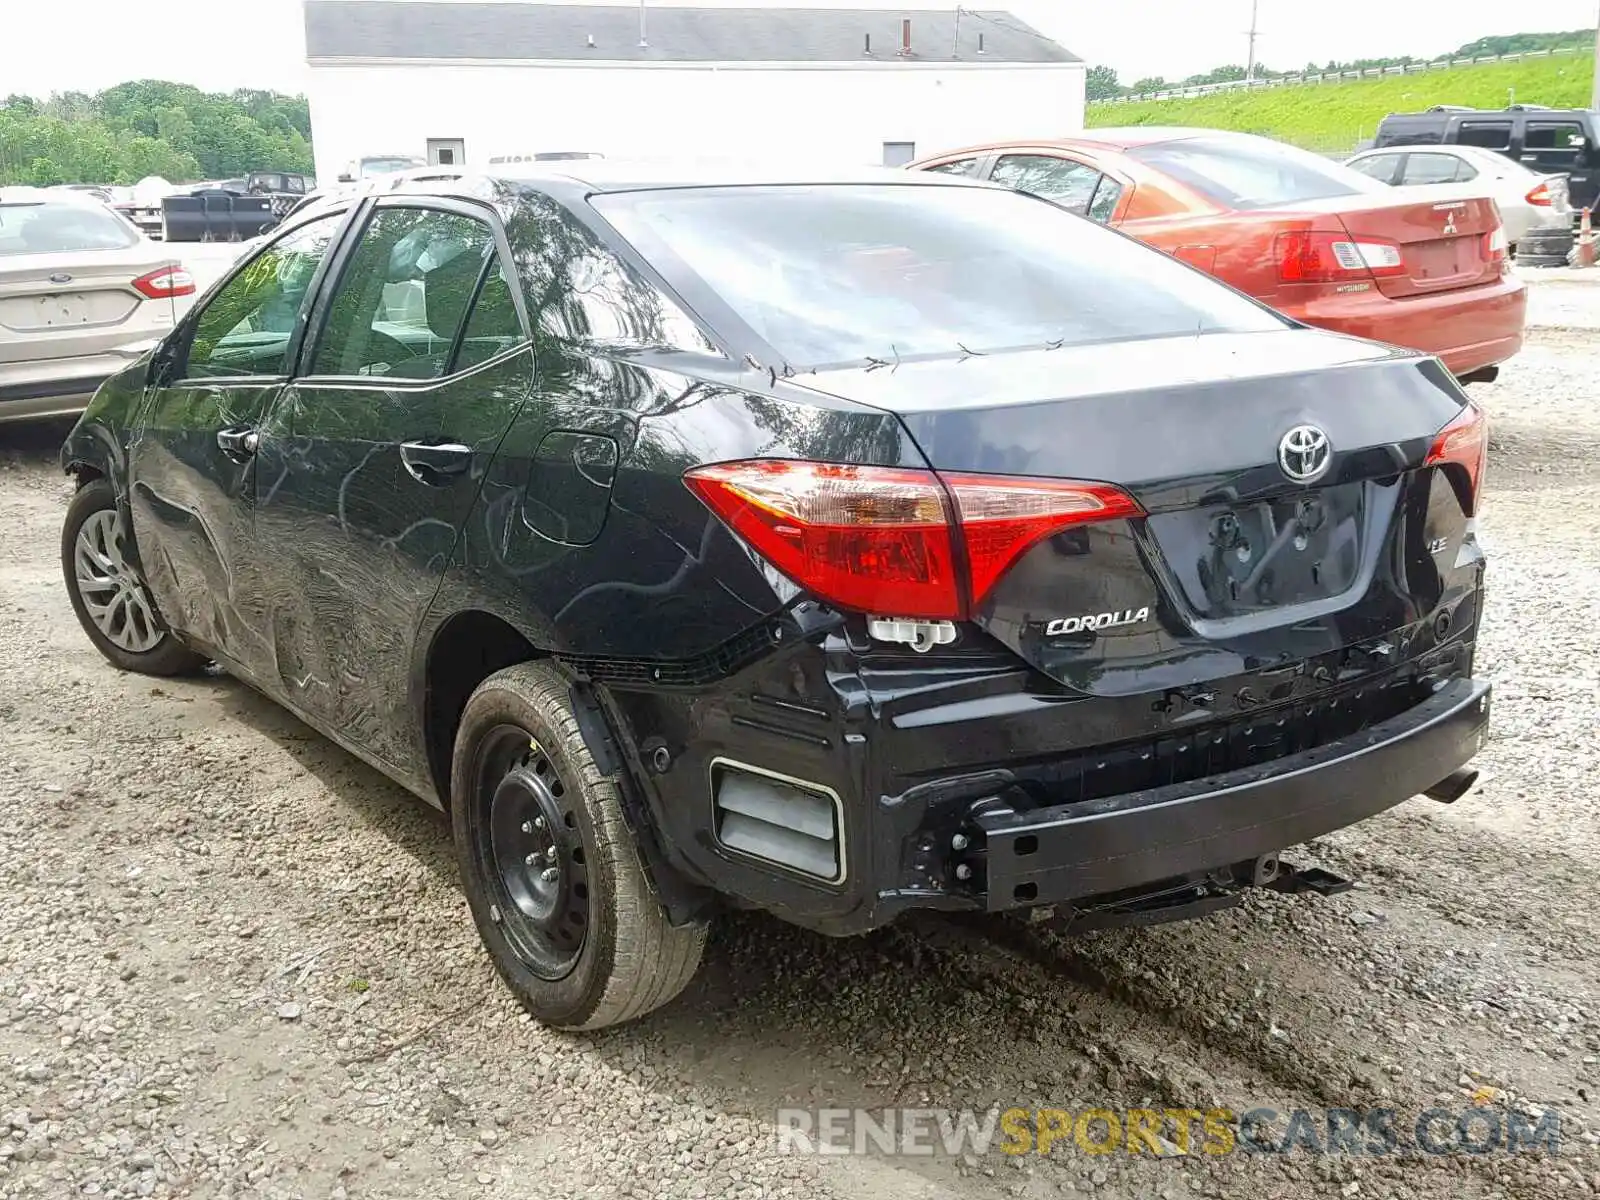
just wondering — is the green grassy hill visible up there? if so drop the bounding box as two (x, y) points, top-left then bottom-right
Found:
(1086, 51), (1596, 153)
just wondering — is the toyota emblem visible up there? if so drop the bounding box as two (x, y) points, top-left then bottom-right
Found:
(1278, 425), (1332, 484)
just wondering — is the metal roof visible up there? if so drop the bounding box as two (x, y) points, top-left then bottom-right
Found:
(303, 2), (1079, 65)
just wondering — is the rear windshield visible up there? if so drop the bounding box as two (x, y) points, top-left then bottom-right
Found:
(1128, 136), (1391, 211)
(592, 183), (1285, 368)
(0, 201), (140, 256)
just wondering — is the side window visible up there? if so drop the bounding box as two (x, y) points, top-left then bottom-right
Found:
(451, 260), (526, 372)
(1457, 122), (1512, 151)
(990, 154), (1104, 216)
(1525, 123), (1588, 166)
(923, 158), (983, 177)
(504, 190), (717, 354)
(310, 206), (499, 381)
(183, 213), (344, 379)
(1401, 154), (1464, 185)
(1086, 177), (1124, 223)
(1348, 154), (1402, 183)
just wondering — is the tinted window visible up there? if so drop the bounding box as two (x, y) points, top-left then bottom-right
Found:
(1348, 154), (1402, 183)
(922, 158), (983, 177)
(453, 260), (526, 371)
(1127, 136), (1387, 210)
(311, 206), (497, 380)
(1525, 123), (1587, 160)
(0, 201), (139, 255)
(1457, 122), (1512, 151)
(184, 213), (343, 379)
(503, 191), (715, 354)
(594, 184), (1285, 369)
(1401, 153), (1467, 185)
(991, 154), (1103, 215)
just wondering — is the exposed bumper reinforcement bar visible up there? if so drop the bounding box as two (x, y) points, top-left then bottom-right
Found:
(970, 678), (1491, 911)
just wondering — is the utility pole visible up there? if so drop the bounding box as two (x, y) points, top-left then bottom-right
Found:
(1591, 0), (1599, 111)
(1245, 0), (1261, 82)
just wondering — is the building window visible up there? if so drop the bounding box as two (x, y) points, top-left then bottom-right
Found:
(881, 142), (916, 167)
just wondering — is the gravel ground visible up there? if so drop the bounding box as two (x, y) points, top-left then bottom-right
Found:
(2, 279), (1599, 1200)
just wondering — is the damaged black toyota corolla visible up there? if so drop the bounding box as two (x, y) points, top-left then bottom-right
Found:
(59, 164), (1491, 1029)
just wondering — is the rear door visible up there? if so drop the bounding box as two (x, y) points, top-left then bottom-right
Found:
(250, 196), (533, 775)
(126, 209), (351, 676)
(1520, 117), (1595, 207)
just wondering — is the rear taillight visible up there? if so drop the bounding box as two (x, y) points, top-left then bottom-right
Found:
(131, 265), (195, 299)
(1425, 404), (1487, 517)
(1483, 225), (1509, 270)
(683, 460), (1143, 620)
(1525, 182), (1553, 206)
(1275, 230), (1405, 284)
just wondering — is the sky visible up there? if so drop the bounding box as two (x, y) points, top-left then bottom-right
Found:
(1, 0), (1596, 99)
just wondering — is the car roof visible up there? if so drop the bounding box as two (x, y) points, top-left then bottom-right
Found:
(0, 186), (110, 208)
(486, 157), (985, 192)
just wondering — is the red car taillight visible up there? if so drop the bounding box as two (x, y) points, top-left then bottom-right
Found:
(1425, 404), (1488, 517)
(1525, 182), (1554, 206)
(683, 460), (1143, 619)
(131, 266), (196, 299)
(1274, 230), (1405, 284)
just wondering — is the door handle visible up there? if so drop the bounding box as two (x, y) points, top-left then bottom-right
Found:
(216, 426), (259, 461)
(399, 440), (472, 485)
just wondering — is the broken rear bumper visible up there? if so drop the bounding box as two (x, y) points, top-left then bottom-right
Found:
(968, 677), (1491, 910)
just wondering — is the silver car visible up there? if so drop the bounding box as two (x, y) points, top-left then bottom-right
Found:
(0, 188), (196, 423)
(1343, 143), (1572, 248)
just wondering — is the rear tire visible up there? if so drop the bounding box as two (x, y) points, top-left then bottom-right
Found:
(61, 479), (207, 677)
(450, 662), (707, 1030)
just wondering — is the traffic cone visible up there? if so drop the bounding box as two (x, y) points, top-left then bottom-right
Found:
(1577, 207), (1597, 269)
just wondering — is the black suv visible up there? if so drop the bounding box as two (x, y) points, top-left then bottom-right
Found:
(60, 165), (1492, 1029)
(1375, 105), (1600, 211)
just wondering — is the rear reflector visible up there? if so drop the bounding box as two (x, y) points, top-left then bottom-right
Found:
(1425, 403), (1488, 517)
(131, 265), (196, 299)
(1275, 230), (1405, 284)
(684, 459), (1142, 619)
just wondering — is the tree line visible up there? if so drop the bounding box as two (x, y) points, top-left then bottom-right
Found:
(0, 80), (313, 187)
(1087, 26), (1598, 99)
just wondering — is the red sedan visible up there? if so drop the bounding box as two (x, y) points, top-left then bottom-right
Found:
(909, 129), (1526, 380)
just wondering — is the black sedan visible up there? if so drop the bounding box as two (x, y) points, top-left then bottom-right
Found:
(59, 163), (1490, 1029)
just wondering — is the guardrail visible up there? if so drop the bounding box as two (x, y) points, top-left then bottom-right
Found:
(1092, 44), (1590, 106)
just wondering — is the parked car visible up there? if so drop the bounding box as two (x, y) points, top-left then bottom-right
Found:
(1373, 105), (1599, 212)
(1344, 142), (1573, 256)
(59, 163), (1491, 1029)
(909, 129), (1526, 382)
(0, 188), (195, 422)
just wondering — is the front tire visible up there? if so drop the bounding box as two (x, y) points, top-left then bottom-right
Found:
(450, 662), (707, 1030)
(60, 479), (207, 677)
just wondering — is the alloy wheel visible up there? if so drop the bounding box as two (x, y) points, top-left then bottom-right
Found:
(73, 509), (165, 654)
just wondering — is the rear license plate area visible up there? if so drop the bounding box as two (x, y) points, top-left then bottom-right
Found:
(1409, 236), (1478, 281)
(1146, 483), (1367, 617)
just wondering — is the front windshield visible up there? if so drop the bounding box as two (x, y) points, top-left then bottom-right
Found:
(593, 183), (1285, 369)
(360, 157), (421, 177)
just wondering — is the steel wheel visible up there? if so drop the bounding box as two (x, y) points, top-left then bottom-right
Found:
(474, 724), (590, 981)
(72, 509), (164, 654)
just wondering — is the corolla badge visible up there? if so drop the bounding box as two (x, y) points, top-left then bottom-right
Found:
(1045, 607), (1151, 636)
(1278, 424), (1332, 484)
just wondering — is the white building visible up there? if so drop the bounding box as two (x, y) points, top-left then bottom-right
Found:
(302, 0), (1083, 181)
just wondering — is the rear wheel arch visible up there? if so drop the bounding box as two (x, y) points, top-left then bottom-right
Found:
(422, 609), (544, 806)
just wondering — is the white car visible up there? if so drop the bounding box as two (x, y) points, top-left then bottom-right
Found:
(1344, 143), (1571, 249)
(0, 188), (196, 422)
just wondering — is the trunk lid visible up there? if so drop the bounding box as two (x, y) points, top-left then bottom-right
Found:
(0, 247), (175, 365)
(1277, 191), (1503, 299)
(800, 329), (1473, 697)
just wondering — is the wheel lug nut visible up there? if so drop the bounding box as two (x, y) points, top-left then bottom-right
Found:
(541, 868), (558, 883)
(534, 816), (546, 830)
(521, 821), (533, 834)
(545, 847), (559, 863)
(524, 853), (537, 866)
